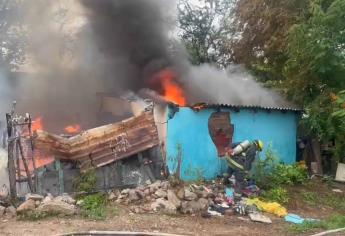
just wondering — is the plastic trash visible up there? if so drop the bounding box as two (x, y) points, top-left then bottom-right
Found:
(246, 198), (288, 217)
(284, 213), (318, 224)
(207, 207), (223, 217)
(225, 187), (234, 205)
(285, 214), (304, 224)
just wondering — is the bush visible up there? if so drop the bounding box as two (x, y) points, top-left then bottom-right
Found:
(270, 163), (308, 186)
(80, 193), (107, 220)
(252, 145), (308, 189)
(73, 170), (97, 193)
(261, 187), (290, 205)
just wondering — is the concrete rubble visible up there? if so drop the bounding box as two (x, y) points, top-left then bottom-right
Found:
(110, 179), (234, 215)
(6, 193), (77, 217)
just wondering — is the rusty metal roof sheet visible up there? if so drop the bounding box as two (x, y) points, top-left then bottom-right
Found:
(202, 103), (302, 112)
(34, 111), (159, 171)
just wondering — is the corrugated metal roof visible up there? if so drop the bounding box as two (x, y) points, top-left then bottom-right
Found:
(203, 103), (302, 112)
(34, 111), (159, 171)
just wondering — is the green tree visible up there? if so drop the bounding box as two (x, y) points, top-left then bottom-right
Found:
(178, 0), (233, 67)
(230, 0), (309, 83)
(285, 0), (345, 162)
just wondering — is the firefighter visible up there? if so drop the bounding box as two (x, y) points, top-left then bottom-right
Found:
(224, 139), (264, 197)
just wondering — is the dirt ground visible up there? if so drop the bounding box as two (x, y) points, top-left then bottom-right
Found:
(0, 210), (292, 236)
(0, 204), (336, 236)
(1, 179), (344, 236)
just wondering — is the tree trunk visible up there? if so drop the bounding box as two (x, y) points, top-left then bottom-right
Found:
(311, 139), (323, 175)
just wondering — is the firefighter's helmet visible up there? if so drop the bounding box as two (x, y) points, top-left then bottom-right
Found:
(254, 140), (264, 151)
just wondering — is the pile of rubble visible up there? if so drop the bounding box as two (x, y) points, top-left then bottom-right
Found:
(110, 179), (234, 215)
(0, 201), (16, 219)
(15, 193), (77, 217)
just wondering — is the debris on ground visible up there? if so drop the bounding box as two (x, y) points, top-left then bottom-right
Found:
(246, 198), (288, 217)
(332, 189), (343, 193)
(284, 213), (318, 224)
(249, 212), (272, 224)
(16, 193), (77, 217)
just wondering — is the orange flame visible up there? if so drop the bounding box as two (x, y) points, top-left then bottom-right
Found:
(157, 69), (186, 106)
(64, 124), (81, 134)
(32, 117), (43, 132)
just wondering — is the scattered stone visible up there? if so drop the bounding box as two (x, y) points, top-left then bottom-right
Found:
(0, 206), (5, 216)
(151, 198), (177, 214)
(181, 200), (204, 214)
(25, 193), (44, 201)
(197, 198), (209, 210)
(128, 190), (140, 202)
(249, 213), (272, 224)
(5, 206), (16, 217)
(0, 200), (8, 208)
(16, 199), (36, 214)
(145, 196), (152, 202)
(135, 189), (146, 199)
(144, 188), (150, 196)
(161, 181), (170, 190)
(149, 180), (162, 193)
(76, 200), (84, 206)
(121, 189), (130, 195)
(108, 192), (117, 201)
(155, 189), (167, 199)
(177, 188), (185, 199)
(130, 206), (141, 214)
(37, 200), (76, 216)
(332, 189), (343, 193)
(42, 195), (53, 204)
(54, 193), (76, 205)
(184, 189), (197, 201)
(167, 190), (181, 208)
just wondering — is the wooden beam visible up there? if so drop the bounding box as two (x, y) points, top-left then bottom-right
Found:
(7, 139), (17, 199)
(17, 138), (34, 193)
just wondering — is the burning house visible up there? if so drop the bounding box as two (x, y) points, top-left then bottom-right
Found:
(0, 1), (302, 197)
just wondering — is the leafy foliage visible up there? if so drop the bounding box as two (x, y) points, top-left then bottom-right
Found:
(253, 146), (308, 189)
(73, 170), (97, 193)
(178, 0), (233, 67)
(80, 193), (107, 220)
(230, 0), (309, 82)
(261, 187), (290, 205)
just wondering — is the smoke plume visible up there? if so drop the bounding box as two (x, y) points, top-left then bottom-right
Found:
(0, 0), (294, 134)
(183, 64), (294, 107)
(80, 0), (176, 93)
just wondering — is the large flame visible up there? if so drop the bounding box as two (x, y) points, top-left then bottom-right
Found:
(64, 124), (81, 134)
(31, 117), (43, 131)
(156, 69), (186, 106)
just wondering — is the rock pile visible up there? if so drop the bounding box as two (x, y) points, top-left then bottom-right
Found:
(16, 193), (77, 217)
(0, 199), (16, 218)
(110, 179), (230, 215)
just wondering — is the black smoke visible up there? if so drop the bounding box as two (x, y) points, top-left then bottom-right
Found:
(81, 0), (174, 93)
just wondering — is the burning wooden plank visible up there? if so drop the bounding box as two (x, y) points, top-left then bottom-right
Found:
(33, 111), (159, 171)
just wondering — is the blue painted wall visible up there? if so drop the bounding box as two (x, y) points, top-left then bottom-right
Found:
(166, 107), (299, 181)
